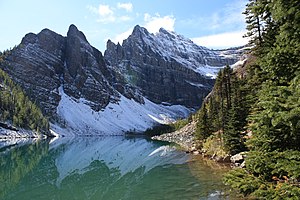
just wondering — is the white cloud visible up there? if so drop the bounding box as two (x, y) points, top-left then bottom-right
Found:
(208, 0), (246, 31)
(192, 31), (248, 49)
(111, 13), (176, 45)
(143, 13), (175, 33)
(98, 5), (115, 23)
(111, 28), (133, 44)
(87, 3), (134, 23)
(178, 0), (247, 33)
(98, 4), (114, 16)
(117, 2), (133, 12)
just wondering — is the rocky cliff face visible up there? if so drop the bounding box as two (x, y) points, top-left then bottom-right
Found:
(1, 24), (242, 135)
(104, 25), (240, 108)
(2, 25), (118, 118)
(3, 28), (64, 117)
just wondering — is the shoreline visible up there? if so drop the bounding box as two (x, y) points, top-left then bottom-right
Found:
(151, 122), (200, 153)
(151, 122), (245, 166)
(0, 126), (53, 149)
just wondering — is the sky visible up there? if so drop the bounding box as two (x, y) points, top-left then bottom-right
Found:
(0, 0), (248, 52)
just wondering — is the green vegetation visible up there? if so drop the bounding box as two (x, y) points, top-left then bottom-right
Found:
(194, 0), (300, 198)
(0, 141), (49, 198)
(195, 65), (248, 155)
(193, 0), (300, 198)
(144, 117), (191, 136)
(0, 59), (50, 135)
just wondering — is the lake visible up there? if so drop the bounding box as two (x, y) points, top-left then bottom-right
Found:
(0, 136), (235, 200)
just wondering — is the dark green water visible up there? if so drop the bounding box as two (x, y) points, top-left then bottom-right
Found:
(0, 136), (234, 200)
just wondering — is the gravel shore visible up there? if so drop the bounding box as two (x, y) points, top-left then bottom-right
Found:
(151, 122), (200, 153)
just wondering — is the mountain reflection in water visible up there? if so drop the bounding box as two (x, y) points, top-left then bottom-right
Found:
(0, 136), (232, 200)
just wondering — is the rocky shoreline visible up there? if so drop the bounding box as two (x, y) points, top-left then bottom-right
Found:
(0, 127), (41, 139)
(151, 122), (201, 153)
(0, 124), (52, 150)
(151, 122), (246, 167)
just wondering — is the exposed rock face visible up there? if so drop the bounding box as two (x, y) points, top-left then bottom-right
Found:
(63, 25), (118, 111)
(4, 28), (65, 117)
(151, 121), (198, 152)
(104, 25), (240, 108)
(1, 24), (242, 133)
(2, 25), (118, 118)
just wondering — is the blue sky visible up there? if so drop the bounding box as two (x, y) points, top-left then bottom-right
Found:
(0, 0), (248, 52)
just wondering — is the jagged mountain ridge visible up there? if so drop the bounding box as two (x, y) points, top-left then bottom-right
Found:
(3, 25), (118, 118)
(1, 24), (242, 135)
(104, 25), (240, 108)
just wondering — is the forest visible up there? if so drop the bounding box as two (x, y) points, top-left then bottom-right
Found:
(0, 52), (49, 135)
(194, 0), (300, 198)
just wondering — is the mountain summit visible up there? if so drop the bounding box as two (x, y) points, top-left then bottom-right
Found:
(104, 25), (240, 108)
(1, 24), (242, 135)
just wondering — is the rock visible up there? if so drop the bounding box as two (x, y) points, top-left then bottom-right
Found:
(230, 152), (247, 166)
(191, 146), (197, 152)
(2, 24), (243, 131)
(240, 161), (246, 168)
(231, 153), (244, 163)
(212, 154), (231, 163)
(2, 24), (118, 118)
(104, 25), (242, 109)
(151, 122), (198, 153)
(222, 155), (231, 163)
(64, 24), (117, 111)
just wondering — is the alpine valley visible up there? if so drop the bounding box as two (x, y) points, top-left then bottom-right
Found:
(1, 1), (300, 199)
(0, 24), (243, 137)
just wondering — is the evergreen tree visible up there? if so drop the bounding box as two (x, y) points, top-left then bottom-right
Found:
(224, 1), (300, 198)
(0, 68), (50, 135)
(195, 104), (211, 140)
(223, 105), (245, 155)
(195, 64), (248, 154)
(243, 0), (263, 46)
(223, 73), (247, 154)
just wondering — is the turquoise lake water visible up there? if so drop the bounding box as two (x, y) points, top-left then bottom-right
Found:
(0, 136), (235, 200)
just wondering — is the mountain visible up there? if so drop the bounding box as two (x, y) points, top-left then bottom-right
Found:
(0, 68), (50, 137)
(104, 25), (241, 108)
(3, 25), (117, 117)
(1, 24), (242, 136)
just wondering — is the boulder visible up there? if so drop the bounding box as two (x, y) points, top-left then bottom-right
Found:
(231, 152), (247, 167)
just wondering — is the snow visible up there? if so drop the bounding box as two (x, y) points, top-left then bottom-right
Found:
(0, 127), (43, 150)
(55, 86), (190, 136)
(231, 58), (247, 69)
(0, 127), (40, 139)
(148, 145), (176, 157)
(195, 65), (223, 79)
(185, 80), (206, 88)
(0, 137), (36, 149)
(132, 27), (240, 78)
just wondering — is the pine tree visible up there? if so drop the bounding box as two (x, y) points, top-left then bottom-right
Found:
(0, 67), (50, 135)
(195, 104), (211, 140)
(223, 73), (247, 154)
(224, 0), (300, 198)
(243, 0), (263, 46)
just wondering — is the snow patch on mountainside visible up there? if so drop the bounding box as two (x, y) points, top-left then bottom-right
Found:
(55, 86), (190, 136)
(231, 58), (247, 69)
(195, 65), (223, 79)
(132, 27), (238, 77)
